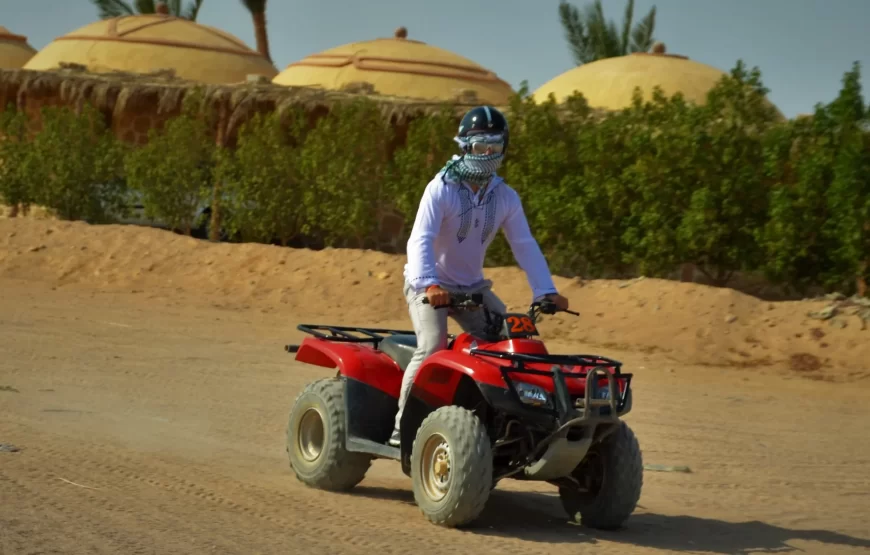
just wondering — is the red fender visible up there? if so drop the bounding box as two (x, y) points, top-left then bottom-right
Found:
(414, 334), (628, 403)
(411, 349), (507, 407)
(294, 337), (403, 398)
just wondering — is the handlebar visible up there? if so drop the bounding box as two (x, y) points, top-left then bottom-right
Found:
(421, 292), (484, 309)
(536, 301), (580, 317)
(422, 292), (578, 318)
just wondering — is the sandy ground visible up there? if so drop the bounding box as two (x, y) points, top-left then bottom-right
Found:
(1, 218), (870, 554)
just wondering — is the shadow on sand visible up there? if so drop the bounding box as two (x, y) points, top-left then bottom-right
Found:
(353, 486), (870, 554)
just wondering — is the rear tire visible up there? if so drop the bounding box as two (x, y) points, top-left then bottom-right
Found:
(411, 406), (493, 528)
(558, 421), (643, 530)
(286, 378), (371, 491)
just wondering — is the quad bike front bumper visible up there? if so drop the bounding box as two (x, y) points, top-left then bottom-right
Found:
(472, 350), (633, 481)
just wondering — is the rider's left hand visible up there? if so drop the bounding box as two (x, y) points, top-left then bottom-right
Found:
(546, 293), (570, 311)
(547, 293), (568, 310)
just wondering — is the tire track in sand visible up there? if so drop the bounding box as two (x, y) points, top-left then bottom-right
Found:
(5, 424), (613, 555)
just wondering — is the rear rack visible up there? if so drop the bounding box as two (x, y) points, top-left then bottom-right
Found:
(286, 324), (455, 353)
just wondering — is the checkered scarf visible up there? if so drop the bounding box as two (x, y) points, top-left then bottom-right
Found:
(442, 132), (505, 185)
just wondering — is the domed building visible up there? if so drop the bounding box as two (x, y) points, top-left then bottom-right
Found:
(533, 43), (782, 117)
(0, 26), (37, 69)
(23, 13), (277, 84)
(273, 27), (514, 104)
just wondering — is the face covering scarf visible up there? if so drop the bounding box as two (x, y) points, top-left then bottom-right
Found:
(442, 132), (505, 186)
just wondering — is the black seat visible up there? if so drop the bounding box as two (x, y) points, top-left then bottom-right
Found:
(380, 335), (418, 371)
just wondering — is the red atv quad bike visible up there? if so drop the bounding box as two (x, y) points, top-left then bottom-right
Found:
(284, 294), (642, 529)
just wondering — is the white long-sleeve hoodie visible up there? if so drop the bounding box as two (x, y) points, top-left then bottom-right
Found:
(403, 171), (559, 301)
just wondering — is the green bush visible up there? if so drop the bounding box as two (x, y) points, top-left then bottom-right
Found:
(572, 89), (700, 278)
(384, 105), (458, 223)
(821, 64), (870, 296)
(8, 59), (869, 297)
(760, 62), (869, 295)
(216, 107), (308, 245)
(14, 103), (127, 222)
(124, 89), (215, 235)
(675, 62), (781, 285)
(294, 97), (394, 246)
(0, 105), (31, 209)
(494, 86), (595, 274)
(760, 108), (839, 293)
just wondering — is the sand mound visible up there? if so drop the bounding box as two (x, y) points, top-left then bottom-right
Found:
(1, 218), (868, 381)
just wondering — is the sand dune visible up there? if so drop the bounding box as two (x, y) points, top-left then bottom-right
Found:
(1, 218), (867, 381)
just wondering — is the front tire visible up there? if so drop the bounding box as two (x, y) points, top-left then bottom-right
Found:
(411, 406), (493, 528)
(286, 378), (371, 491)
(559, 421), (643, 530)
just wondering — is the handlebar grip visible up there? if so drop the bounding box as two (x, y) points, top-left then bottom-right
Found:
(421, 293), (484, 307)
(421, 297), (449, 309)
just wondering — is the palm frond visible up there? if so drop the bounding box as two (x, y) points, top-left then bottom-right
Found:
(585, 2), (613, 60)
(606, 20), (622, 57)
(560, 0), (658, 65)
(620, 0), (634, 55)
(90, 0), (135, 19)
(182, 0), (204, 20)
(135, 0), (156, 13)
(558, 1), (591, 65)
(630, 6), (656, 53)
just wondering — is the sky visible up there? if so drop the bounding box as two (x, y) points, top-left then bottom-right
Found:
(4, 0), (870, 119)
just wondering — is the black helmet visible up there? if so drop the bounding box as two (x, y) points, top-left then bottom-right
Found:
(457, 105), (509, 155)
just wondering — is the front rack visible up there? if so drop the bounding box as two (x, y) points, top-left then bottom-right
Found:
(468, 349), (623, 374)
(469, 347), (631, 423)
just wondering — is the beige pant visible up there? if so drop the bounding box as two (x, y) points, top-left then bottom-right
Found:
(393, 279), (506, 432)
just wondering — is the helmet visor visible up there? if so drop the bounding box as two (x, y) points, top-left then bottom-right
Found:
(470, 141), (504, 155)
(465, 132), (506, 155)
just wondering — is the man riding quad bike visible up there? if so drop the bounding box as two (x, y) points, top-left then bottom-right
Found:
(284, 106), (643, 529)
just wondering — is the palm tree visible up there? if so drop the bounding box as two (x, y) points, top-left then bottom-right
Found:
(239, 0), (272, 63)
(89, 0), (204, 21)
(558, 0), (656, 66)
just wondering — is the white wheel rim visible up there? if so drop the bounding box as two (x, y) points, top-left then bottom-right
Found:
(297, 407), (325, 462)
(421, 433), (451, 502)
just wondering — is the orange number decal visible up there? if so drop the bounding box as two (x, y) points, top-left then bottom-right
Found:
(507, 316), (537, 334)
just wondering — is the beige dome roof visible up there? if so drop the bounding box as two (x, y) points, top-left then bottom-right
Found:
(273, 27), (514, 104)
(23, 14), (277, 84)
(0, 26), (37, 69)
(533, 44), (781, 116)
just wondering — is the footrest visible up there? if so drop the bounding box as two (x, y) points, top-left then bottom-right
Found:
(346, 436), (401, 460)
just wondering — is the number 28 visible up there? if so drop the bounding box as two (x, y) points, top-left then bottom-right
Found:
(507, 316), (536, 333)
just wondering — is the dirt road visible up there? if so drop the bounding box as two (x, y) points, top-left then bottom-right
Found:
(1, 279), (869, 554)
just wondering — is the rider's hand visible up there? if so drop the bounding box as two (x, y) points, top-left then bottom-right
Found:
(546, 293), (570, 311)
(426, 285), (451, 308)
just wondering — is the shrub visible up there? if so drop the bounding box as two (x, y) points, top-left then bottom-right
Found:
(294, 97), (394, 247)
(0, 105), (31, 209)
(216, 107), (308, 245)
(384, 105), (458, 225)
(494, 86), (595, 274)
(18, 103), (127, 222)
(674, 61), (781, 285)
(760, 62), (870, 296)
(124, 89), (215, 235)
(5, 59), (868, 297)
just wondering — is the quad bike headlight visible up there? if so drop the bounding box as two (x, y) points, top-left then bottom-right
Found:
(514, 382), (552, 408)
